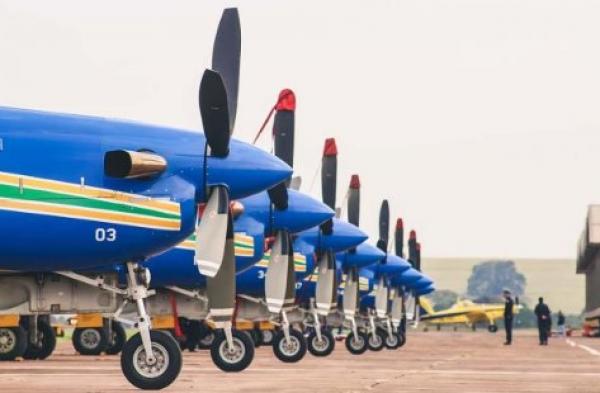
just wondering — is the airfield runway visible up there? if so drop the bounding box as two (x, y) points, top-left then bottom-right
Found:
(0, 330), (599, 393)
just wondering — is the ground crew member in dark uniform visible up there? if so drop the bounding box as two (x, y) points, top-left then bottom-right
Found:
(503, 289), (514, 345)
(534, 297), (551, 345)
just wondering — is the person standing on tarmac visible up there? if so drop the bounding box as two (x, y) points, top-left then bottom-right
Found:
(557, 311), (566, 337)
(534, 297), (551, 345)
(503, 289), (514, 345)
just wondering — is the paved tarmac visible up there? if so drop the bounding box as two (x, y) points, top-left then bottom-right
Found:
(1, 330), (599, 392)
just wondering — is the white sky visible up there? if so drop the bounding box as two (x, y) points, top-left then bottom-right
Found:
(1, 0), (599, 259)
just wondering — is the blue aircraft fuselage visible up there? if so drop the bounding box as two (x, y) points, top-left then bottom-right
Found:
(0, 107), (291, 271)
(142, 189), (334, 288)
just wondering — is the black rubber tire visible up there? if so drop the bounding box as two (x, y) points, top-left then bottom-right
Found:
(72, 327), (109, 356)
(0, 326), (28, 361)
(367, 327), (386, 352)
(383, 331), (400, 349)
(307, 328), (335, 357)
(272, 329), (307, 363)
(345, 331), (368, 355)
(397, 331), (406, 348)
(120, 330), (182, 390)
(197, 330), (215, 350)
(23, 319), (56, 360)
(249, 329), (263, 348)
(210, 329), (255, 372)
(488, 325), (498, 333)
(106, 321), (127, 355)
(261, 329), (274, 346)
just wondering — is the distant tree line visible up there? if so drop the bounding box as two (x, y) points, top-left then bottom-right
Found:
(426, 260), (583, 328)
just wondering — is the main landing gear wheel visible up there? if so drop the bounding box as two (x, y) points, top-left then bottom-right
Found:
(249, 329), (263, 348)
(72, 327), (108, 356)
(261, 329), (274, 346)
(488, 325), (498, 333)
(367, 328), (385, 352)
(210, 329), (255, 372)
(0, 326), (27, 361)
(106, 321), (127, 355)
(272, 329), (307, 363)
(307, 328), (335, 357)
(121, 330), (181, 390)
(345, 331), (368, 355)
(23, 319), (56, 360)
(198, 329), (215, 350)
(384, 331), (400, 349)
(397, 332), (406, 348)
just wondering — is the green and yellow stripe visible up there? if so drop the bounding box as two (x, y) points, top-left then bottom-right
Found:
(256, 251), (307, 272)
(176, 232), (255, 257)
(0, 171), (180, 230)
(339, 275), (370, 291)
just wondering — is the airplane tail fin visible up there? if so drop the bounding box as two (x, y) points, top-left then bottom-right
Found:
(419, 297), (435, 316)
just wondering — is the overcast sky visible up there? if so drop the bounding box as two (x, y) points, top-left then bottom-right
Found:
(1, 0), (599, 259)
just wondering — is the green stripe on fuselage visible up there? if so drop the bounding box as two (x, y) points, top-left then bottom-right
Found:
(0, 183), (180, 220)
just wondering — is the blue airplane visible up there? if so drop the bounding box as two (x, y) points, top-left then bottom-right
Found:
(0, 8), (293, 390)
(62, 88), (335, 373)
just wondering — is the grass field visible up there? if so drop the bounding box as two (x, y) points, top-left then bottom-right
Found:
(422, 257), (583, 314)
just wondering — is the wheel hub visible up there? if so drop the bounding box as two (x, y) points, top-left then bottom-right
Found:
(369, 334), (382, 347)
(0, 329), (16, 353)
(280, 337), (299, 355)
(219, 338), (245, 364)
(313, 336), (329, 351)
(351, 336), (364, 350)
(133, 343), (169, 378)
(200, 333), (214, 346)
(80, 329), (101, 349)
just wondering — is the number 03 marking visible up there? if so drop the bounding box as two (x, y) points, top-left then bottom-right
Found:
(95, 228), (117, 242)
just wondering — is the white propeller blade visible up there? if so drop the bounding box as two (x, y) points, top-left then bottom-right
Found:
(265, 231), (291, 313)
(195, 187), (228, 277)
(374, 276), (388, 318)
(315, 252), (336, 316)
(342, 272), (358, 318)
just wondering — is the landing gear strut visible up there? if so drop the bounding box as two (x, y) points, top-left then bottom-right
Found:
(210, 328), (254, 372)
(307, 327), (335, 357)
(118, 262), (182, 390)
(272, 311), (306, 363)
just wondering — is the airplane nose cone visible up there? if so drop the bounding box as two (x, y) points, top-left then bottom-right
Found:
(340, 242), (386, 270)
(416, 285), (435, 296)
(207, 138), (292, 200)
(272, 190), (335, 233)
(378, 254), (412, 276)
(412, 274), (434, 289)
(322, 218), (368, 252)
(391, 268), (422, 287)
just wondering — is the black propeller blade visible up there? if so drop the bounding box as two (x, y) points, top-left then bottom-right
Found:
(347, 175), (360, 227)
(320, 138), (337, 235)
(211, 7), (241, 132)
(395, 218), (404, 258)
(199, 70), (231, 157)
(199, 8), (241, 158)
(268, 89), (296, 211)
(267, 182), (289, 211)
(408, 230), (418, 269)
(273, 89), (295, 170)
(377, 200), (390, 253)
(416, 242), (422, 271)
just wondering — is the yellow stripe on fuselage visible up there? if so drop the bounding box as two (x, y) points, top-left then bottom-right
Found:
(0, 197), (179, 230)
(0, 172), (180, 215)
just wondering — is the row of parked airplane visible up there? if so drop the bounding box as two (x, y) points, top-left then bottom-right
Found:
(0, 8), (434, 390)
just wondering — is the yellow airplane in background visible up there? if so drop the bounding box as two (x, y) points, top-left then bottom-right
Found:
(418, 297), (521, 333)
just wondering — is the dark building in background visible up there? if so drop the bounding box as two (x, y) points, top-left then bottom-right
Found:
(577, 206), (600, 322)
